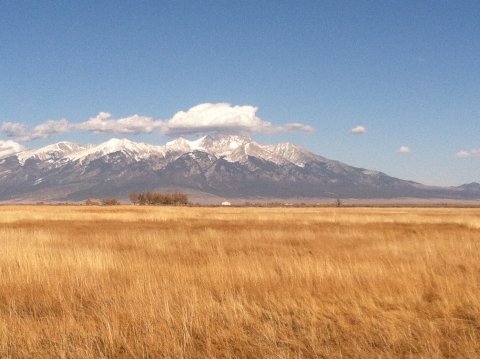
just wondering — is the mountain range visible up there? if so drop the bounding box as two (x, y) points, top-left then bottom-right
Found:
(0, 135), (479, 203)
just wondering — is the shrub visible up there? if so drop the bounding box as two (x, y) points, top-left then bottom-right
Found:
(129, 191), (188, 206)
(85, 198), (99, 206)
(101, 197), (120, 206)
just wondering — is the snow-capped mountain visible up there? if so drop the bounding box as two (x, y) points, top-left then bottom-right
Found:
(264, 142), (328, 167)
(0, 135), (478, 202)
(5, 135), (322, 168)
(16, 141), (89, 165)
(64, 138), (163, 163)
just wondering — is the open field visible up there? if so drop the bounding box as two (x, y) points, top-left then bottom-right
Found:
(1, 206), (480, 358)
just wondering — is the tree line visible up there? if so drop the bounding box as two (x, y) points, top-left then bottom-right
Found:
(129, 191), (189, 205)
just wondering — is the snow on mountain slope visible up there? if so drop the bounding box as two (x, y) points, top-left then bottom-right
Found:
(7, 135), (329, 168)
(200, 135), (251, 156)
(64, 138), (165, 163)
(164, 135), (251, 158)
(164, 137), (195, 153)
(264, 142), (328, 167)
(16, 142), (89, 165)
(178, 135), (304, 165)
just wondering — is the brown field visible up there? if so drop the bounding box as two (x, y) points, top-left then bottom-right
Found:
(1, 206), (479, 358)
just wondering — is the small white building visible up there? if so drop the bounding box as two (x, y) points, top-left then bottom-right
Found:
(221, 201), (231, 206)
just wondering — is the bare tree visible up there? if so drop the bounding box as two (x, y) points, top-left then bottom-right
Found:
(85, 198), (99, 206)
(101, 197), (120, 206)
(129, 192), (140, 205)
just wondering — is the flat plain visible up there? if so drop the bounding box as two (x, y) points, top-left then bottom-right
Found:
(1, 205), (479, 358)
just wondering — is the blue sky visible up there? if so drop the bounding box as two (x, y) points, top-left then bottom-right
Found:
(1, 0), (479, 186)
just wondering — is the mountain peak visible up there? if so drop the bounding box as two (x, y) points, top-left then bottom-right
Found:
(191, 135), (215, 149)
(64, 138), (161, 162)
(6, 135), (326, 168)
(458, 182), (480, 191)
(15, 141), (84, 165)
(265, 142), (327, 166)
(221, 134), (251, 144)
(100, 138), (137, 152)
(104, 137), (133, 145)
(212, 135), (253, 151)
(166, 137), (188, 146)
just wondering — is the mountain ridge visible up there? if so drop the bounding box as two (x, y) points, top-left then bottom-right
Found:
(0, 136), (478, 202)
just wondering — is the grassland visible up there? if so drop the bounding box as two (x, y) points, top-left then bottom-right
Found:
(1, 206), (479, 358)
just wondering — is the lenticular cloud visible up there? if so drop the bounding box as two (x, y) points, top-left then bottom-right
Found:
(161, 103), (314, 136)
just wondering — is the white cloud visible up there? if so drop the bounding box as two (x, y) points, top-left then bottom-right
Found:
(397, 146), (411, 153)
(454, 149), (480, 158)
(1, 119), (71, 141)
(160, 103), (314, 136)
(1, 122), (28, 138)
(281, 123), (315, 133)
(75, 112), (162, 135)
(30, 119), (71, 140)
(0, 103), (315, 142)
(349, 125), (367, 134)
(0, 140), (26, 158)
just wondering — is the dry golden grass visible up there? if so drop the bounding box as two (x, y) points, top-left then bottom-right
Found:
(1, 206), (480, 358)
